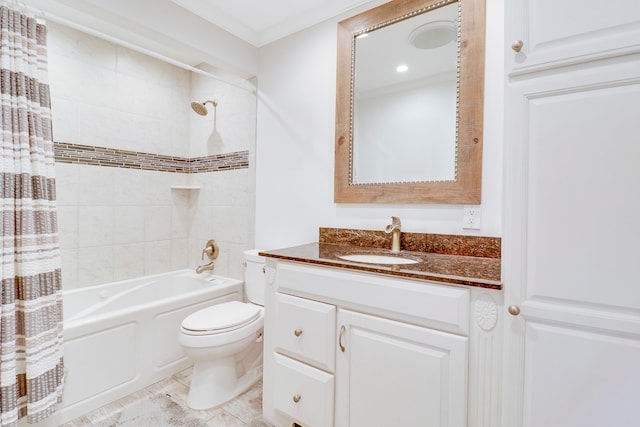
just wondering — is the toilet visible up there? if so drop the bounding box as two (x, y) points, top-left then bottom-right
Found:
(179, 249), (265, 410)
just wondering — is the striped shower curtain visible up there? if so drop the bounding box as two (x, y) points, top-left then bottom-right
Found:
(0, 3), (64, 426)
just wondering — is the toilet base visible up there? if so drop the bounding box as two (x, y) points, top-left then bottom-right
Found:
(186, 357), (263, 410)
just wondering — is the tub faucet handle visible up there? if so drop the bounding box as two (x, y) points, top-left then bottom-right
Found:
(201, 240), (219, 260)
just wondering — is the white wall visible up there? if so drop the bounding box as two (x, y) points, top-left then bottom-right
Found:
(354, 74), (456, 183)
(49, 22), (257, 289)
(255, 1), (504, 249)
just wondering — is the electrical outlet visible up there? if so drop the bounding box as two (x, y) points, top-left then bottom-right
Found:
(462, 215), (481, 229)
(463, 206), (481, 218)
(462, 205), (482, 230)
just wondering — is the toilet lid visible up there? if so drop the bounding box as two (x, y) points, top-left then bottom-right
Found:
(182, 301), (261, 333)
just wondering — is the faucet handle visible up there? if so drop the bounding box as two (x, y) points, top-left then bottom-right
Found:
(201, 239), (219, 260)
(385, 216), (401, 233)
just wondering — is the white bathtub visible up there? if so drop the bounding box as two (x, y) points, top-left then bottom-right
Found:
(25, 269), (243, 427)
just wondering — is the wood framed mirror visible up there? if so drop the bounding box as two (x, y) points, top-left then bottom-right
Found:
(334, 0), (485, 204)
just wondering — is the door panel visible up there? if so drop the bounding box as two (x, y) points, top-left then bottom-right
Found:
(522, 321), (640, 427)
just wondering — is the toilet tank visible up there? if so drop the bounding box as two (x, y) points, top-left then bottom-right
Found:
(243, 249), (266, 305)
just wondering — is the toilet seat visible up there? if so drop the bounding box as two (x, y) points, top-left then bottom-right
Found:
(181, 301), (262, 336)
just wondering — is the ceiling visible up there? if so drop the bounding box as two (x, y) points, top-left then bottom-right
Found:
(170, 0), (388, 47)
(27, 0), (390, 77)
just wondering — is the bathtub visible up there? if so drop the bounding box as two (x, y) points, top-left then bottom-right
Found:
(25, 269), (243, 427)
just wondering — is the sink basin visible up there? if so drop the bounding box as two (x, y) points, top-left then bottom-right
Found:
(337, 254), (420, 265)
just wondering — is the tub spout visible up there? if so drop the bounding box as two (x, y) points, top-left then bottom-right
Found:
(196, 261), (215, 274)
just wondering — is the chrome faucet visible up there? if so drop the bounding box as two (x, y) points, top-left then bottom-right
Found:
(196, 239), (219, 274)
(385, 216), (402, 253)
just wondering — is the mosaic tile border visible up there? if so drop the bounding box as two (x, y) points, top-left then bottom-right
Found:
(54, 142), (249, 173)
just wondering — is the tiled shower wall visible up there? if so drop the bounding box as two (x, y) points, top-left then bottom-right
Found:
(48, 22), (257, 289)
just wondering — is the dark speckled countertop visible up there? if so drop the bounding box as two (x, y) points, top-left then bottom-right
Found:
(259, 228), (503, 290)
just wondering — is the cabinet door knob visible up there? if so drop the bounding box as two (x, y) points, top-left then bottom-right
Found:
(508, 305), (521, 316)
(511, 40), (524, 53)
(294, 329), (303, 337)
(293, 394), (301, 403)
(339, 325), (346, 352)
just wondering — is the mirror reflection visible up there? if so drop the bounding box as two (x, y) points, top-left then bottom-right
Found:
(352, 3), (458, 184)
(334, 0), (484, 204)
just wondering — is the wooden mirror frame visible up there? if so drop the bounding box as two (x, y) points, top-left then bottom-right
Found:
(334, 0), (485, 204)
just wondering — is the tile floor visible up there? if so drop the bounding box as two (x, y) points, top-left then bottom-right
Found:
(62, 366), (267, 427)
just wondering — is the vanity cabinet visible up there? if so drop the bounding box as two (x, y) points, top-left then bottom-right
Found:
(334, 309), (467, 427)
(262, 260), (499, 427)
(503, 1), (640, 426)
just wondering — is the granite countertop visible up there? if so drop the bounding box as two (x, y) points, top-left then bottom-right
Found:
(260, 238), (502, 290)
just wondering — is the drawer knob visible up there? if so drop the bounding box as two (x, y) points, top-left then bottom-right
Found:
(293, 394), (301, 403)
(294, 329), (303, 337)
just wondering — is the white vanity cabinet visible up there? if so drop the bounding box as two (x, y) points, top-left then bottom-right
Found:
(262, 260), (500, 427)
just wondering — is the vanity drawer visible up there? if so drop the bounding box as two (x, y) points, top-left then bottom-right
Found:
(273, 353), (335, 427)
(275, 293), (336, 372)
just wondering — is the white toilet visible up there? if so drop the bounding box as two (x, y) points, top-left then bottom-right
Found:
(179, 249), (265, 410)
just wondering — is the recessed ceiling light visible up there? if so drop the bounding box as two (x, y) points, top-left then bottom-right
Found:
(396, 65), (408, 72)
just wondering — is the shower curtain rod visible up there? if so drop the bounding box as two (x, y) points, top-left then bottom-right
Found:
(42, 12), (256, 94)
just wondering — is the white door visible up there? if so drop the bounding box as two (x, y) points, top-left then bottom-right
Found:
(502, 34), (640, 427)
(335, 309), (467, 427)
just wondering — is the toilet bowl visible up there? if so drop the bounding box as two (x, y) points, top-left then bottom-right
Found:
(179, 249), (265, 410)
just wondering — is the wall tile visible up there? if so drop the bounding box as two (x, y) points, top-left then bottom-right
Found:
(145, 205), (172, 241)
(170, 238), (189, 270)
(113, 168), (147, 206)
(57, 206), (78, 249)
(171, 198), (191, 240)
(60, 248), (79, 290)
(114, 243), (146, 281)
(78, 245), (114, 286)
(78, 206), (114, 247)
(114, 206), (145, 244)
(54, 163), (78, 206)
(144, 240), (171, 275)
(48, 22), (256, 288)
(50, 97), (78, 143)
(76, 164), (114, 206)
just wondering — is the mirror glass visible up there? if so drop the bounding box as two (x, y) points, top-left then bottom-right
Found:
(352, 3), (458, 184)
(334, 0), (485, 204)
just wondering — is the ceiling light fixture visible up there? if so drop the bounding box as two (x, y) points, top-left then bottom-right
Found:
(409, 20), (456, 50)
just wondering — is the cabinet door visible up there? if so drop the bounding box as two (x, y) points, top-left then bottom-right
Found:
(503, 51), (640, 426)
(506, 0), (640, 74)
(335, 309), (467, 427)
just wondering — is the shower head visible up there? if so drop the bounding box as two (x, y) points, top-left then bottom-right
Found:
(191, 99), (218, 116)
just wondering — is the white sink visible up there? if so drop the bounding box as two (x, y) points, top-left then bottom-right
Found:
(338, 254), (420, 265)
